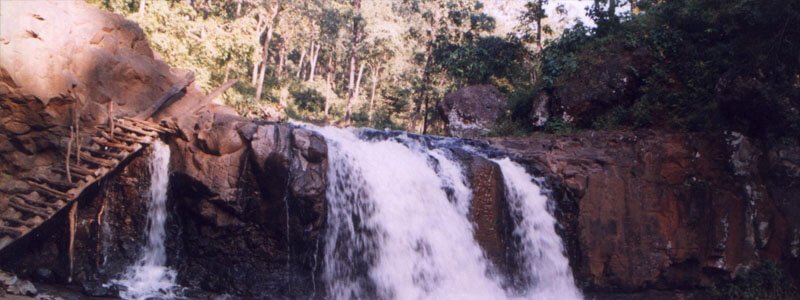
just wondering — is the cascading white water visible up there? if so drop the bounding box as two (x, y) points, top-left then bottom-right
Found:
(316, 126), (582, 300)
(493, 158), (583, 299)
(113, 140), (181, 300)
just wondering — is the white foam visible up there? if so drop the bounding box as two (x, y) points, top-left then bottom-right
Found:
(316, 126), (583, 300)
(113, 140), (181, 300)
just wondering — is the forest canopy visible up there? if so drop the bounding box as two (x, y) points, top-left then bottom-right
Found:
(89, 0), (800, 140)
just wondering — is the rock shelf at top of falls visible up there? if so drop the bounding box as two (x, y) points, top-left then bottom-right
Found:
(316, 126), (581, 299)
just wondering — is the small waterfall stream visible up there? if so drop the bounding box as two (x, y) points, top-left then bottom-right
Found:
(113, 140), (180, 300)
(316, 127), (582, 300)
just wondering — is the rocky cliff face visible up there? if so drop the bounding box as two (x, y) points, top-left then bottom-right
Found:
(0, 119), (330, 298)
(490, 131), (800, 292)
(2, 1), (799, 298)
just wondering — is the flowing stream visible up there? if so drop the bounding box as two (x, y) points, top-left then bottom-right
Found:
(316, 127), (582, 300)
(113, 140), (180, 300)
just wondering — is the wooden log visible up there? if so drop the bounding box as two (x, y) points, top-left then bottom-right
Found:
(13, 196), (61, 210)
(121, 117), (170, 133)
(8, 201), (50, 218)
(84, 147), (125, 160)
(80, 152), (117, 168)
(115, 122), (158, 137)
(52, 168), (86, 182)
(139, 71), (195, 119)
(92, 137), (137, 152)
(188, 79), (238, 114)
(66, 126), (73, 184)
(26, 176), (77, 189)
(64, 163), (94, 177)
(0, 215), (36, 227)
(17, 193), (62, 207)
(0, 225), (23, 238)
(28, 181), (73, 199)
(104, 129), (151, 144)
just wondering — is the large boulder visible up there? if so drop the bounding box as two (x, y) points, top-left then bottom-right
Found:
(529, 45), (645, 128)
(0, 1), (205, 239)
(438, 85), (507, 138)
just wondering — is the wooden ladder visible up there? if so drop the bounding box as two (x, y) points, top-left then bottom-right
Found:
(0, 117), (173, 250)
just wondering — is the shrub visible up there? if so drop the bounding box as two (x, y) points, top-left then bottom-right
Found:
(711, 262), (798, 300)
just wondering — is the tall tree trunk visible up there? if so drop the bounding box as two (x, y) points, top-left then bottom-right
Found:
(255, 4), (280, 102)
(223, 62), (231, 83)
(325, 49), (334, 86)
(254, 24), (273, 101)
(367, 63), (380, 125)
(408, 12), (438, 133)
(422, 93), (430, 134)
(536, 0), (543, 51)
(236, 0), (242, 17)
(252, 14), (266, 86)
(354, 61), (365, 103)
(276, 44), (286, 78)
(409, 44), (434, 132)
(296, 46), (307, 78)
(139, 0), (146, 13)
(252, 61), (260, 85)
(308, 43), (321, 82)
(324, 49), (334, 116)
(343, 0), (362, 125)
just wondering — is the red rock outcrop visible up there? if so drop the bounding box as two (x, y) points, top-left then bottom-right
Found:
(489, 130), (800, 291)
(0, 1), (204, 247)
(0, 2), (328, 297)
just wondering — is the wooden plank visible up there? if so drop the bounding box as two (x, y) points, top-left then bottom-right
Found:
(80, 152), (117, 168)
(187, 79), (238, 114)
(121, 117), (170, 133)
(52, 168), (87, 182)
(116, 122), (158, 137)
(26, 176), (77, 189)
(18, 193), (62, 205)
(0, 215), (36, 227)
(84, 147), (125, 160)
(61, 164), (93, 177)
(104, 129), (152, 144)
(28, 181), (73, 199)
(139, 71), (195, 118)
(0, 226), (23, 238)
(14, 196), (61, 210)
(92, 137), (137, 152)
(8, 201), (50, 218)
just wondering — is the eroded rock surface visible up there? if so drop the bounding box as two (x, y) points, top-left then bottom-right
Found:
(438, 84), (507, 138)
(489, 130), (800, 292)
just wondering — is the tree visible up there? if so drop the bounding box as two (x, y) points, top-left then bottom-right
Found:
(517, 0), (549, 50)
(589, 0), (623, 35)
(343, 0), (363, 125)
(254, 1), (282, 102)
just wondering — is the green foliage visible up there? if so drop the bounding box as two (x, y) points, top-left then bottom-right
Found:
(433, 36), (530, 85)
(542, 117), (574, 134)
(290, 85), (325, 113)
(711, 262), (798, 300)
(515, 0), (800, 140)
(507, 86), (536, 121)
(539, 23), (590, 86)
(89, 0), (519, 134)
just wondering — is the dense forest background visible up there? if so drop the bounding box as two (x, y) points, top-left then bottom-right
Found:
(89, 0), (800, 140)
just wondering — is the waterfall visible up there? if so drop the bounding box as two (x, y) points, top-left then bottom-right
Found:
(315, 126), (582, 300)
(493, 158), (583, 299)
(113, 140), (181, 300)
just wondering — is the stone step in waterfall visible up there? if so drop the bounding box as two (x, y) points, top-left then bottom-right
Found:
(0, 117), (174, 250)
